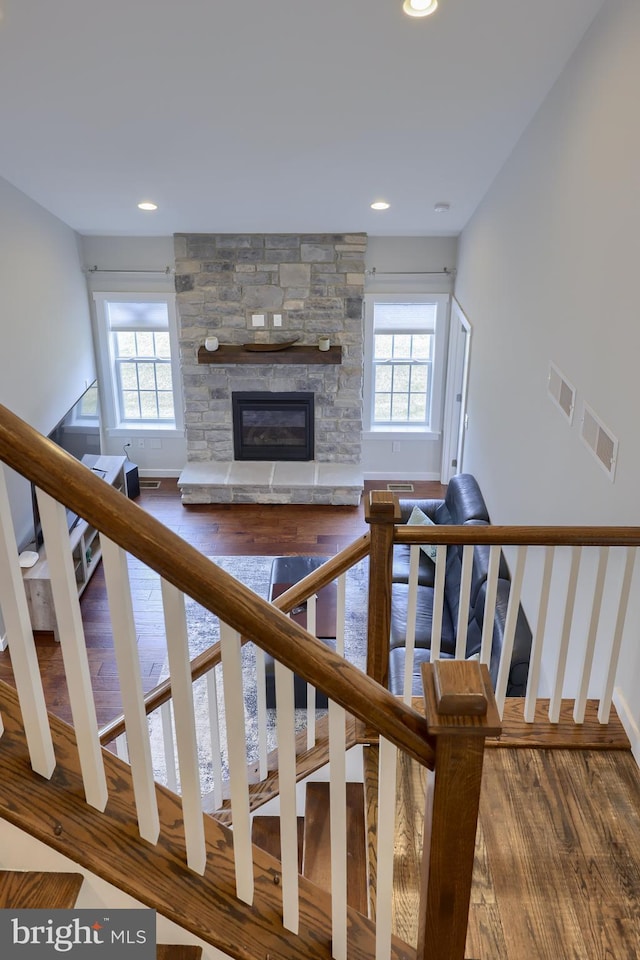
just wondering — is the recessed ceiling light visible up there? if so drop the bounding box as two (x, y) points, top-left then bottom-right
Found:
(371, 201), (390, 211)
(403, 0), (438, 17)
(137, 201), (158, 211)
(434, 202), (451, 213)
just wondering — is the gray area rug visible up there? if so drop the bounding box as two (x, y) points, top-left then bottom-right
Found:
(149, 555), (369, 795)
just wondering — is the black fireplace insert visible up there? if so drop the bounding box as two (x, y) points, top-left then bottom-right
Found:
(232, 391), (314, 461)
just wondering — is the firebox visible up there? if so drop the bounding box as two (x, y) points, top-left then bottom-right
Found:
(232, 392), (314, 461)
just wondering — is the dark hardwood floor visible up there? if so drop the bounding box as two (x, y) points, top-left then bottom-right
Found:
(0, 477), (445, 727)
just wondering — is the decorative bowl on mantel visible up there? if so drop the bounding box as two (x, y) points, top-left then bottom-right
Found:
(242, 337), (300, 352)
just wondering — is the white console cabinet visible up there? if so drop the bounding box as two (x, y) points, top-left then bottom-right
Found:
(22, 455), (127, 638)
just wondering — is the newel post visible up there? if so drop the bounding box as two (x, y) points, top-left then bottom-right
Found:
(364, 490), (401, 688)
(417, 660), (502, 960)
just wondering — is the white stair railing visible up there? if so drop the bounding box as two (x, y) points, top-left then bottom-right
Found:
(396, 528), (638, 727)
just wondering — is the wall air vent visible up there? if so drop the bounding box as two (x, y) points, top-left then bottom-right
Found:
(547, 362), (575, 424)
(580, 402), (618, 481)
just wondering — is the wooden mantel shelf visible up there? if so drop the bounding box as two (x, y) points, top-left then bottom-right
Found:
(197, 344), (342, 365)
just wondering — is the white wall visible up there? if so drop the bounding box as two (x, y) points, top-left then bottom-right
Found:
(363, 236), (458, 479)
(454, 0), (640, 746)
(81, 235), (188, 475)
(0, 176), (95, 546)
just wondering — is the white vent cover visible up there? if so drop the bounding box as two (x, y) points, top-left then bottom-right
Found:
(580, 403), (618, 481)
(548, 363), (575, 424)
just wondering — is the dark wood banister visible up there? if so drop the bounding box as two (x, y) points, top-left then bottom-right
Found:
(395, 525), (640, 546)
(99, 534), (372, 745)
(0, 403), (435, 769)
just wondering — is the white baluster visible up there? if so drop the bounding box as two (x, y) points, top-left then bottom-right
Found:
(254, 644), (268, 780)
(430, 545), (447, 660)
(160, 701), (178, 794)
(329, 699), (347, 960)
(524, 546), (555, 723)
(375, 736), (397, 960)
(455, 544), (474, 660)
(275, 659), (299, 933)
(101, 537), (159, 843)
(205, 667), (224, 811)
(549, 546), (581, 723)
(220, 621), (254, 904)
(403, 545), (420, 703)
(336, 572), (346, 658)
(494, 545), (527, 715)
(36, 490), (107, 810)
(0, 470), (54, 777)
(114, 734), (129, 763)
(599, 547), (636, 723)
(160, 579), (206, 874)
(574, 547), (609, 724)
(480, 545), (501, 665)
(306, 594), (317, 749)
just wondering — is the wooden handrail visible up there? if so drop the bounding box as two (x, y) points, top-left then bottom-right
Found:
(0, 404), (435, 769)
(99, 534), (372, 745)
(395, 524), (640, 547)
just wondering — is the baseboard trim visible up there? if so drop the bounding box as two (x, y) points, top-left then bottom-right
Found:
(363, 471), (441, 481)
(613, 687), (640, 767)
(138, 469), (181, 478)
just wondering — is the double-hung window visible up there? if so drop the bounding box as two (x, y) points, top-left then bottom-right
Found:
(364, 295), (448, 435)
(93, 293), (182, 433)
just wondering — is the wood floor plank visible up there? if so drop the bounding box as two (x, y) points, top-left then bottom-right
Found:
(391, 747), (640, 960)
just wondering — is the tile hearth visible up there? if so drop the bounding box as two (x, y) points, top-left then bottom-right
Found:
(178, 460), (363, 505)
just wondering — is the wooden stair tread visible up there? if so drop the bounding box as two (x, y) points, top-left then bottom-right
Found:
(303, 782), (368, 915)
(157, 946), (203, 959)
(252, 816), (305, 872)
(0, 870), (84, 909)
(0, 681), (413, 960)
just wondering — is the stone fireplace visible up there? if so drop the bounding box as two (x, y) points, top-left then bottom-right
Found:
(175, 232), (366, 504)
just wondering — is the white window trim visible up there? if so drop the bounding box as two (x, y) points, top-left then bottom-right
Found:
(93, 292), (185, 436)
(363, 293), (450, 438)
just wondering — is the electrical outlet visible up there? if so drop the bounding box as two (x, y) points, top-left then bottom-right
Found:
(273, 313), (282, 327)
(392, 441), (400, 453)
(251, 314), (265, 327)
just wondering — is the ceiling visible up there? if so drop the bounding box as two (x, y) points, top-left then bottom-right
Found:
(0, 0), (604, 238)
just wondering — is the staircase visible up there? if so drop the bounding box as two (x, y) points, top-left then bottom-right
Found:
(0, 871), (203, 959)
(3, 401), (640, 960)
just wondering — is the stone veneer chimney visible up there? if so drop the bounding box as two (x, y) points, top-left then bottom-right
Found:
(174, 233), (366, 470)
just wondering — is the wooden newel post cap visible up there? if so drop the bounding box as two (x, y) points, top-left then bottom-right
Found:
(422, 660), (502, 737)
(364, 490), (401, 524)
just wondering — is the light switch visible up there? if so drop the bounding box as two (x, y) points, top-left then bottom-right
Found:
(252, 314), (265, 327)
(273, 313), (282, 327)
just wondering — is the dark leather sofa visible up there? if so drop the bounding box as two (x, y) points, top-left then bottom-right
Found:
(388, 473), (532, 697)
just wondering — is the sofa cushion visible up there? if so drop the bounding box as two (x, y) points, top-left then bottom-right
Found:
(390, 583), (457, 655)
(464, 579), (533, 696)
(392, 543), (436, 588)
